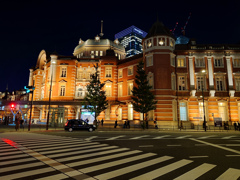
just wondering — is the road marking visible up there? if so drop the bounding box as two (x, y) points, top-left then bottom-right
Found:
(130, 159), (192, 180)
(195, 144), (208, 146)
(49, 146), (119, 158)
(106, 135), (126, 140)
(0, 162), (45, 173)
(85, 136), (98, 141)
(139, 145), (154, 147)
(174, 163), (216, 180)
(130, 135), (150, 139)
(24, 141), (89, 149)
(153, 135), (170, 139)
(41, 143), (102, 155)
(176, 135), (192, 139)
(198, 135), (216, 139)
(189, 156), (209, 158)
(0, 153), (29, 160)
(222, 136), (236, 139)
(0, 157), (36, 166)
(35, 173), (68, 180)
(0, 167), (56, 180)
(226, 155), (240, 157)
(67, 150), (141, 168)
(167, 145), (181, 146)
(216, 168), (240, 180)
(56, 147), (129, 162)
(190, 138), (240, 154)
(226, 144), (240, 147)
(80, 153), (157, 173)
(89, 156), (173, 180)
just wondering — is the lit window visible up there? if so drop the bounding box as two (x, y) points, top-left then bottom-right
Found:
(177, 58), (185, 67)
(60, 86), (65, 96)
(118, 83), (122, 97)
(196, 76), (206, 91)
(195, 58), (205, 67)
(159, 39), (164, 46)
(128, 81), (133, 95)
(105, 67), (112, 78)
(179, 102), (187, 121)
(128, 104), (133, 120)
(105, 84), (112, 97)
(214, 58), (224, 67)
(178, 75), (186, 90)
(148, 42), (152, 47)
(128, 66), (133, 76)
(215, 75), (226, 91)
(95, 51), (98, 56)
(199, 102), (207, 121)
(146, 56), (153, 67)
(233, 59), (240, 67)
(100, 51), (103, 56)
(118, 69), (123, 78)
(60, 67), (67, 77)
(235, 76), (240, 91)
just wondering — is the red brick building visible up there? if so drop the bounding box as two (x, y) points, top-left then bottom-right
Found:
(27, 20), (240, 128)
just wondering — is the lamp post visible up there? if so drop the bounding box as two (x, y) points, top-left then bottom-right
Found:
(201, 70), (206, 132)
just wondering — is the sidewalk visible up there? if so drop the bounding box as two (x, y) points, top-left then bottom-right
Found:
(0, 124), (239, 133)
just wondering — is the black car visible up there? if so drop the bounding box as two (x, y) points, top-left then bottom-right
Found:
(65, 119), (96, 132)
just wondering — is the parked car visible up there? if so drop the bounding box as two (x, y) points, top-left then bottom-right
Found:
(65, 119), (96, 132)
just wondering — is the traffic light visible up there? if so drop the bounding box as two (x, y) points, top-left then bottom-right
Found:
(24, 86), (35, 93)
(10, 104), (15, 110)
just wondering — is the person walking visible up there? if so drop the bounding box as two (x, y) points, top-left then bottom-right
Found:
(114, 120), (118, 128)
(234, 122), (237, 131)
(123, 121), (127, 128)
(101, 118), (104, 126)
(127, 120), (130, 129)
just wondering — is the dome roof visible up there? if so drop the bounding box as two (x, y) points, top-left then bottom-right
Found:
(73, 39), (125, 53)
(145, 20), (174, 39)
(175, 35), (190, 44)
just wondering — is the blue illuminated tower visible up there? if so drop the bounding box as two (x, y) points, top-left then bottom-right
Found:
(115, 25), (147, 58)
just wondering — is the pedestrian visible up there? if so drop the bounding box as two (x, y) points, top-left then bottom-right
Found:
(114, 120), (118, 128)
(127, 120), (130, 129)
(98, 120), (100, 126)
(123, 121), (127, 128)
(154, 118), (158, 129)
(101, 118), (104, 126)
(15, 113), (20, 131)
(234, 122), (237, 131)
(85, 118), (89, 123)
(238, 122), (240, 131)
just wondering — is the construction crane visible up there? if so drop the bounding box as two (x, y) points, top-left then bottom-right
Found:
(181, 12), (191, 36)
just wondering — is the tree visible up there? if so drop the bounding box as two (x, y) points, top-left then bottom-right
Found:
(131, 60), (157, 127)
(84, 63), (108, 123)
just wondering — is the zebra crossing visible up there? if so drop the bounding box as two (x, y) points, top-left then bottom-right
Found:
(85, 134), (240, 141)
(0, 133), (240, 180)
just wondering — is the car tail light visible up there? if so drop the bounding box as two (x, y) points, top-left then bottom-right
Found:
(65, 122), (68, 126)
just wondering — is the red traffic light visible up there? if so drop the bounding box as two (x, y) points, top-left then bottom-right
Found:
(10, 104), (15, 110)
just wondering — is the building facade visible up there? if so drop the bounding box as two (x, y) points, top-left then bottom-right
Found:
(4, 20), (240, 128)
(115, 25), (147, 58)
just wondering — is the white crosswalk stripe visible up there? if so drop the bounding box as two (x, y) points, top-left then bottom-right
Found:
(174, 163), (216, 180)
(153, 135), (170, 139)
(106, 135), (126, 140)
(130, 159), (192, 180)
(130, 135), (150, 139)
(1, 133), (240, 180)
(216, 168), (240, 180)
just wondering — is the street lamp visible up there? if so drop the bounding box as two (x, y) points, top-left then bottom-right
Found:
(201, 70), (206, 132)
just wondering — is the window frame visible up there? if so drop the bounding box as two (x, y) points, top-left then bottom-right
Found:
(128, 66), (134, 76)
(105, 67), (112, 78)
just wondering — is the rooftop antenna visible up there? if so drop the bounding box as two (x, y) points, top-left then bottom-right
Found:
(100, 20), (104, 37)
(181, 12), (191, 36)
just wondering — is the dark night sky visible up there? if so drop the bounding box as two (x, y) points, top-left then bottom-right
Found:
(1, 0), (240, 92)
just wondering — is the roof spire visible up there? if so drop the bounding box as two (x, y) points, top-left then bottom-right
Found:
(100, 20), (104, 37)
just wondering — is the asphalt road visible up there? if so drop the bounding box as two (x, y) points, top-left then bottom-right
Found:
(1, 130), (240, 179)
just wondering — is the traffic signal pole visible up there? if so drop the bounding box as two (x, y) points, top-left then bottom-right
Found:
(28, 90), (34, 131)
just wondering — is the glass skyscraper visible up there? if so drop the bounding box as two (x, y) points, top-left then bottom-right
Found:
(115, 25), (147, 58)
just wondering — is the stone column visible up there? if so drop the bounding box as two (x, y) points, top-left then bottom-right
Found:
(207, 56), (215, 97)
(226, 56), (235, 97)
(28, 69), (33, 86)
(189, 56), (196, 96)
